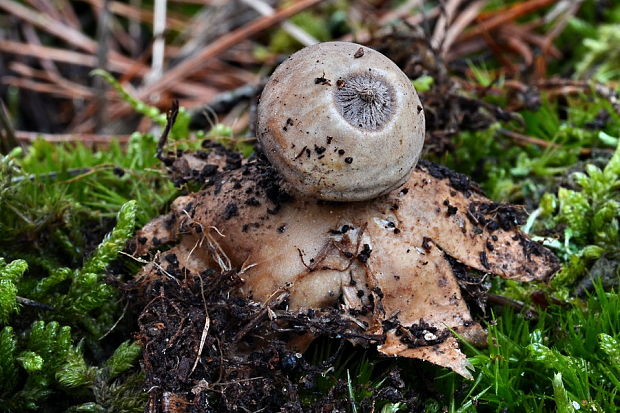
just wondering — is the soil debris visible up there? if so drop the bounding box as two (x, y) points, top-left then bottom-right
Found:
(133, 146), (559, 395)
(136, 270), (392, 412)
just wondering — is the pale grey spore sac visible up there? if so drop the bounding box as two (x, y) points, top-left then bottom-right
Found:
(334, 73), (394, 131)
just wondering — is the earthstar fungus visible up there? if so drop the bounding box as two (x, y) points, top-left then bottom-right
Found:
(257, 41), (425, 201)
(135, 43), (559, 378)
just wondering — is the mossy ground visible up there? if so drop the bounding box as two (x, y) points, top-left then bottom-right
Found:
(2, 1), (620, 412)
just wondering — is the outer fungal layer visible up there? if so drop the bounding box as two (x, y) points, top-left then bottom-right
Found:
(134, 153), (559, 378)
(257, 41), (425, 201)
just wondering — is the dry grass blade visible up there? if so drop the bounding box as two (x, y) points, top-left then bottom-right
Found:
(55, 0), (83, 29)
(536, 79), (620, 116)
(93, 0), (112, 132)
(457, 0), (556, 43)
(405, 6), (440, 27)
(498, 128), (592, 156)
(0, 40), (146, 74)
(431, 0), (463, 50)
(25, 0), (67, 25)
(138, 0), (327, 99)
(3, 76), (91, 99)
(1, 0), (98, 53)
(1, 0), (148, 73)
(534, 0), (584, 78)
(378, 0), (423, 25)
(8, 62), (92, 98)
(440, 0), (486, 57)
(167, 0), (220, 3)
(21, 23), (60, 78)
(173, 2), (249, 61)
(242, 0), (319, 46)
(83, 0), (187, 32)
(445, 0), (572, 71)
(145, 0), (168, 85)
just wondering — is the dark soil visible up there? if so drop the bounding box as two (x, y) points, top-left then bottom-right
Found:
(131, 140), (536, 411)
(134, 268), (421, 412)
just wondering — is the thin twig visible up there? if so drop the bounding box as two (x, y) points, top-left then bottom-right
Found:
(94, 0), (111, 132)
(498, 128), (591, 156)
(189, 272), (210, 376)
(21, 23), (60, 78)
(0, 101), (20, 154)
(441, 0), (486, 57)
(10, 167), (93, 184)
(535, 0), (584, 78)
(1, 0), (98, 53)
(487, 293), (538, 319)
(3, 76), (91, 99)
(378, 0), (423, 25)
(16, 296), (54, 311)
(129, 0), (143, 57)
(56, 0), (82, 29)
(431, 0), (463, 51)
(138, 0), (326, 100)
(0, 40), (147, 74)
(99, 300), (129, 340)
(537, 79), (620, 116)
(146, 0), (167, 85)
(233, 288), (289, 343)
(405, 6), (440, 27)
(189, 82), (265, 129)
(174, 1), (244, 61)
(156, 100), (179, 160)
(0, 0), (144, 71)
(456, 0), (556, 43)
(8, 62), (93, 97)
(83, 0), (186, 31)
(241, 0), (319, 46)
(15, 130), (130, 145)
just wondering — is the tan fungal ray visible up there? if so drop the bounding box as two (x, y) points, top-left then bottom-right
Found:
(134, 158), (559, 377)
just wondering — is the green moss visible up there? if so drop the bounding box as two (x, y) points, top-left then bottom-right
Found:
(0, 259), (27, 323)
(0, 202), (144, 410)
